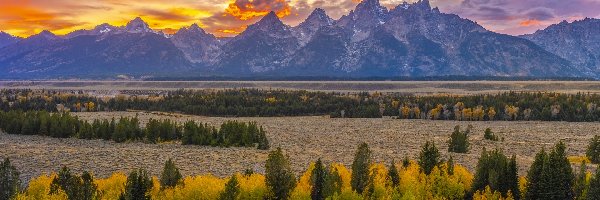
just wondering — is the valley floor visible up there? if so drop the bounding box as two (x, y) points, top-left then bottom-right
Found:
(1, 111), (598, 183)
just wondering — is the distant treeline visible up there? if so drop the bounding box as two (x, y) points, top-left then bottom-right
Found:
(2, 89), (600, 121)
(0, 110), (269, 149)
(145, 76), (596, 81)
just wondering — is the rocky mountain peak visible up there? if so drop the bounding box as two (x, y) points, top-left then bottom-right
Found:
(125, 17), (152, 33)
(244, 11), (289, 34)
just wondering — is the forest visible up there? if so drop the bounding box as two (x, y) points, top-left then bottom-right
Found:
(2, 138), (600, 200)
(0, 110), (269, 150)
(2, 89), (600, 121)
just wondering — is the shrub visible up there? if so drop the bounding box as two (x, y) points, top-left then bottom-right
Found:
(448, 125), (471, 153)
(484, 128), (499, 141)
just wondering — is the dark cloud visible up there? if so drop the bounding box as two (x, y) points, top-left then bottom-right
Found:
(524, 7), (555, 21)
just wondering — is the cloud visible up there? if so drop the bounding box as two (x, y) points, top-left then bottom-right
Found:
(225, 0), (292, 20)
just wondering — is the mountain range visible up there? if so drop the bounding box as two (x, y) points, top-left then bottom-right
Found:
(0, 0), (598, 79)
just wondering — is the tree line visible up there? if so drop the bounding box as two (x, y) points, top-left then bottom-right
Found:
(2, 137), (600, 200)
(3, 89), (600, 121)
(0, 110), (269, 149)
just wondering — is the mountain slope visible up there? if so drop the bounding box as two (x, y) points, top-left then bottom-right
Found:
(0, 32), (21, 49)
(170, 24), (220, 64)
(521, 18), (600, 76)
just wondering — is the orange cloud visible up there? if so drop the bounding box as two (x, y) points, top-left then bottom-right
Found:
(519, 19), (543, 27)
(224, 0), (292, 20)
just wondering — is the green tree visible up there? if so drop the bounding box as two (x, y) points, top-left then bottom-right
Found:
(265, 148), (296, 200)
(574, 162), (589, 200)
(257, 127), (270, 150)
(484, 128), (499, 141)
(471, 149), (519, 199)
(0, 158), (20, 200)
(525, 142), (574, 200)
(351, 142), (371, 194)
(387, 160), (400, 187)
(588, 168), (600, 200)
(51, 166), (84, 200)
(219, 175), (240, 200)
(120, 169), (153, 200)
(418, 141), (440, 175)
(80, 171), (98, 200)
(447, 156), (455, 175)
(160, 158), (182, 189)
(323, 167), (342, 198)
(311, 158), (327, 200)
(448, 125), (470, 153)
(586, 135), (600, 164)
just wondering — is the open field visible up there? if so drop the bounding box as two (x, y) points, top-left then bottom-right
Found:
(2, 81), (600, 94)
(1, 111), (598, 183)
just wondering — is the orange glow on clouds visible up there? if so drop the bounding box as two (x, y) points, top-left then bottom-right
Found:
(225, 0), (292, 20)
(519, 19), (543, 27)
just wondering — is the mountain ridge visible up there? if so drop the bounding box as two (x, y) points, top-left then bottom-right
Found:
(0, 1), (597, 79)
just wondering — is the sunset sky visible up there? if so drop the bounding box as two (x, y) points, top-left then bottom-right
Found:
(1, 0), (599, 38)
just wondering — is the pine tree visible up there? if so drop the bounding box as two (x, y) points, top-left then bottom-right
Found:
(387, 160), (400, 187)
(471, 149), (519, 198)
(351, 142), (371, 194)
(418, 141), (440, 175)
(0, 158), (20, 200)
(588, 168), (600, 200)
(525, 148), (547, 200)
(447, 156), (455, 175)
(507, 155), (520, 199)
(219, 175), (240, 200)
(323, 167), (342, 198)
(311, 158), (327, 200)
(265, 148), (296, 200)
(574, 162), (588, 200)
(160, 158), (182, 189)
(257, 127), (270, 150)
(51, 166), (83, 200)
(120, 169), (153, 200)
(587, 135), (600, 164)
(525, 142), (575, 200)
(80, 171), (98, 200)
(448, 125), (470, 153)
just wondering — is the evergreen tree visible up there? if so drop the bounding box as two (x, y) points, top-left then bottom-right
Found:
(418, 141), (440, 175)
(80, 171), (98, 200)
(588, 168), (600, 200)
(447, 156), (455, 175)
(323, 167), (342, 198)
(311, 158), (327, 200)
(160, 158), (182, 189)
(448, 125), (470, 153)
(525, 142), (575, 200)
(525, 148), (547, 200)
(574, 162), (588, 200)
(265, 148), (296, 200)
(219, 175), (240, 200)
(587, 135), (600, 164)
(351, 142), (371, 194)
(51, 166), (83, 200)
(120, 169), (153, 200)
(0, 158), (20, 200)
(472, 149), (519, 199)
(257, 127), (270, 150)
(387, 160), (400, 187)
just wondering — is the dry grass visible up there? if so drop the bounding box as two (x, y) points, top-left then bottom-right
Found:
(2, 81), (600, 94)
(2, 111), (599, 183)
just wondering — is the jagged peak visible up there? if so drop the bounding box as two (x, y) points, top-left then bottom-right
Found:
(125, 17), (152, 33)
(258, 11), (281, 23)
(355, 0), (387, 13)
(304, 8), (334, 25)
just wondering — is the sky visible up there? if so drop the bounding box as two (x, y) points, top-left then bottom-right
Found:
(1, 0), (599, 38)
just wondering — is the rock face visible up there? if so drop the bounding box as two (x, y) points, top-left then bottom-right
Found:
(0, 1), (596, 78)
(170, 24), (220, 64)
(521, 18), (600, 76)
